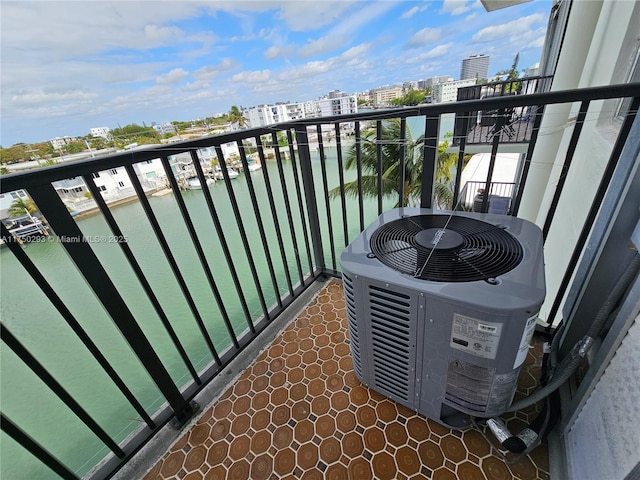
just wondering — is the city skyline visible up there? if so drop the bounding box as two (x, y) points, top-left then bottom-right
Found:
(1, 1), (549, 146)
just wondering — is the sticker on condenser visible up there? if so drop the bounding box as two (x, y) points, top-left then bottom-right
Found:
(513, 313), (538, 369)
(450, 313), (502, 359)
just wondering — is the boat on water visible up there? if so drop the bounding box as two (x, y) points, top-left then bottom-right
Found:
(1, 214), (50, 245)
(247, 162), (261, 172)
(186, 176), (214, 189)
(213, 166), (239, 180)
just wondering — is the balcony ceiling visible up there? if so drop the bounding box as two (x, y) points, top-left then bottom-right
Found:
(480, 0), (533, 12)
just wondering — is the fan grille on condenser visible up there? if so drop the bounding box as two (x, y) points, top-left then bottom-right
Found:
(369, 214), (523, 282)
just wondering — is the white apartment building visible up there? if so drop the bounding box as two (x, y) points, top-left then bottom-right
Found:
(431, 79), (477, 103)
(90, 127), (111, 140)
(244, 97), (354, 128)
(151, 123), (177, 136)
(316, 95), (358, 117)
(50, 136), (75, 150)
(245, 103), (297, 128)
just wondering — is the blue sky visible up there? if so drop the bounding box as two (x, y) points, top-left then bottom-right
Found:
(1, 1), (550, 146)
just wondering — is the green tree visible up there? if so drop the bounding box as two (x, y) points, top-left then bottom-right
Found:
(65, 140), (86, 154)
(8, 197), (37, 217)
(0, 166), (10, 175)
(433, 135), (465, 209)
(228, 105), (247, 128)
(87, 136), (107, 150)
(390, 89), (427, 107)
(110, 124), (160, 148)
(329, 120), (462, 209)
(0, 144), (28, 164)
(496, 53), (521, 92)
(329, 119), (423, 208)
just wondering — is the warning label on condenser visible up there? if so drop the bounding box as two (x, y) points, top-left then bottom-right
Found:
(450, 313), (502, 360)
(513, 313), (538, 369)
(445, 359), (493, 410)
(445, 360), (520, 415)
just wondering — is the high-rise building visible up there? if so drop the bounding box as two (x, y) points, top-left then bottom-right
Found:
(460, 54), (490, 80)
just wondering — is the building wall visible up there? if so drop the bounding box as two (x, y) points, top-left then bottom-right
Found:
(90, 127), (111, 139)
(245, 97), (356, 127)
(418, 76), (453, 89)
(245, 103), (301, 127)
(50, 136), (75, 150)
(372, 87), (403, 107)
(522, 0), (640, 324)
(431, 79), (477, 103)
(460, 54), (490, 80)
(0, 189), (29, 219)
(317, 95), (358, 117)
(564, 315), (640, 480)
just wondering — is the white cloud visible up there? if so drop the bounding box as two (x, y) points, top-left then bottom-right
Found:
(530, 34), (546, 49)
(405, 28), (442, 49)
(419, 43), (454, 61)
(11, 90), (97, 107)
(291, 1), (395, 58)
(401, 4), (428, 19)
(193, 59), (236, 81)
(267, 45), (300, 60)
(440, 0), (476, 16)
(472, 14), (545, 42)
(404, 43), (454, 65)
(143, 25), (184, 46)
(274, 43), (371, 84)
(156, 68), (189, 85)
(341, 43), (372, 60)
(402, 6), (421, 19)
(298, 36), (346, 59)
(275, 1), (355, 31)
(0, 0), (548, 145)
(231, 70), (272, 83)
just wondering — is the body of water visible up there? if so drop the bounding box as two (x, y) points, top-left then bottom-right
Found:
(0, 144), (394, 478)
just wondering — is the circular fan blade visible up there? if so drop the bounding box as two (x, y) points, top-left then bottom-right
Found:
(370, 214), (523, 282)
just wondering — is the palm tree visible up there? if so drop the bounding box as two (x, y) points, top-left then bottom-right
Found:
(8, 197), (37, 218)
(228, 105), (247, 129)
(329, 119), (421, 208)
(329, 119), (459, 209)
(431, 134), (463, 209)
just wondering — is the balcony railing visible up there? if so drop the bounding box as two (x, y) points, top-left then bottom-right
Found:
(1, 82), (638, 479)
(457, 181), (517, 215)
(453, 76), (553, 146)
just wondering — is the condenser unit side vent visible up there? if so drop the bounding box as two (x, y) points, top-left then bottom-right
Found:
(342, 273), (363, 378)
(367, 284), (415, 403)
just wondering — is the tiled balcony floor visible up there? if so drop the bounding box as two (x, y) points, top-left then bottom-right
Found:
(143, 281), (549, 480)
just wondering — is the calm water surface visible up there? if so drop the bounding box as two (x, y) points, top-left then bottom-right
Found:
(0, 145), (396, 478)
